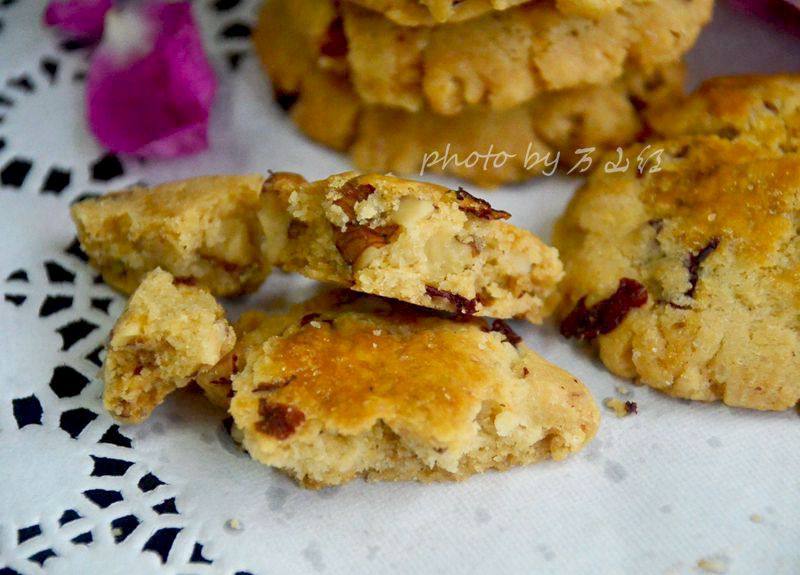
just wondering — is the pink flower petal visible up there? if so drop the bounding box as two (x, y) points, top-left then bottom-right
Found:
(43, 0), (112, 42)
(86, 1), (217, 158)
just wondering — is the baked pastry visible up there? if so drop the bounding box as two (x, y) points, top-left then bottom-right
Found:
(230, 290), (600, 488)
(103, 269), (236, 423)
(260, 171), (563, 322)
(349, 0), (622, 26)
(254, 0), (685, 186)
(258, 0), (710, 115)
(646, 74), (800, 154)
(71, 175), (269, 296)
(553, 135), (800, 411)
(195, 309), (301, 409)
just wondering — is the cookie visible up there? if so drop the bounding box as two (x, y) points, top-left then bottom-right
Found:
(230, 290), (599, 488)
(258, 0), (710, 115)
(349, 0), (622, 26)
(254, 2), (685, 186)
(195, 309), (302, 409)
(646, 74), (800, 154)
(103, 269), (236, 423)
(261, 171), (563, 322)
(71, 175), (269, 296)
(553, 135), (800, 411)
(347, 0), (528, 26)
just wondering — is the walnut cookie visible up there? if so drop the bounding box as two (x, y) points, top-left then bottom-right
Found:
(348, 0), (626, 27)
(100, 281), (600, 488)
(553, 135), (800, 411)
(258, 0), (710, 115)
(103, 269), (236, 423)
(228, 291), (599, 488)
(254, 0), (686, 186)
(260, 171), (563, 323)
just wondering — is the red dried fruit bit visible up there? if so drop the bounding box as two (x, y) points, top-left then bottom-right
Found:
(560, 278), (648, 340)
(334, 224), (400, 264)
(231, 353), (239, 374)
(319, 17), (347, 58)
(624, 401), (638, 415)
(522, 367), (530, 377)
(255, 400), (305, 440)
(254, 375), (296, 393)
(173, 276), (197, 286)
(425, 285), (479, 316)
(685, 238), (720, 298)
(210, 377), (232, 387)
(333, 181), (376, 221)
(453, 188), (511, 221)
(484, 319), (522, 347)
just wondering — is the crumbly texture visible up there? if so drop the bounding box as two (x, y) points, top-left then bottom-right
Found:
(553, 136), (800, 411)
(260, 172), (563, 322)
(196, 310), (302, 409)
(254, 0), (685, 186)
(646, 74), (800, 154)
(229, 291), (599, 488)
(71, 175), (269, 296)
(349, 0), (621, 26)
(103, 269), (236, 423)
(259, 0), (710, 115)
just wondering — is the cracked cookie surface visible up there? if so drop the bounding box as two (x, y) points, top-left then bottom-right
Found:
(254, 0), (685, 186)
(230, 291), (599, 488)
(259, 0), (709, 115)
(553, 136), (800, 411)
(72, 175), (269, 296)
(261, 171), (563, 322)
(348, 0), (629, 26)
(646, 74), (800, 155)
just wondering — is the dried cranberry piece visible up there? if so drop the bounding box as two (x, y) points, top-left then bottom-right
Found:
(560, 278), (648, 340)
(255, 400), (305, 440)
(685, 238), (720, 298)
(319, 17), (347, 58)
(173, 276), (197, 286)
(425, 285), (479, 316)
(624, 401), (638, 415)
(453, 188), (510, 221)
(484, 319), (522, 347)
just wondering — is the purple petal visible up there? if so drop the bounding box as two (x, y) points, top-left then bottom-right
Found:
(87, 1), (217, 158)
(44, 0), (112, 42)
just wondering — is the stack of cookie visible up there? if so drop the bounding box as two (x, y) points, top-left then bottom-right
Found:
(253, 0), (714, 186)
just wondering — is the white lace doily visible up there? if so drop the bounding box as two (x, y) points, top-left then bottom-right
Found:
(2, 1), (800, 574)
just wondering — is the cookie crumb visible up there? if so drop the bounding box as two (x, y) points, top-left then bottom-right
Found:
(697, 557), (728, 574)
(615, 385), (631, 396)
(603, 398), (637, 418)
(749, 513), (763, 523)
(226, 518), (243, 531)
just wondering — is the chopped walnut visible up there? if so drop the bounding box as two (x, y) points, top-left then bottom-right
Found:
(560, 278), (648, 340)
(334, 224), (399, 264)
(453, 188), (511, 221)
(255, 400), (305, 439)
(287, 219), (308, 239)
(333, 180), (376, 222)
